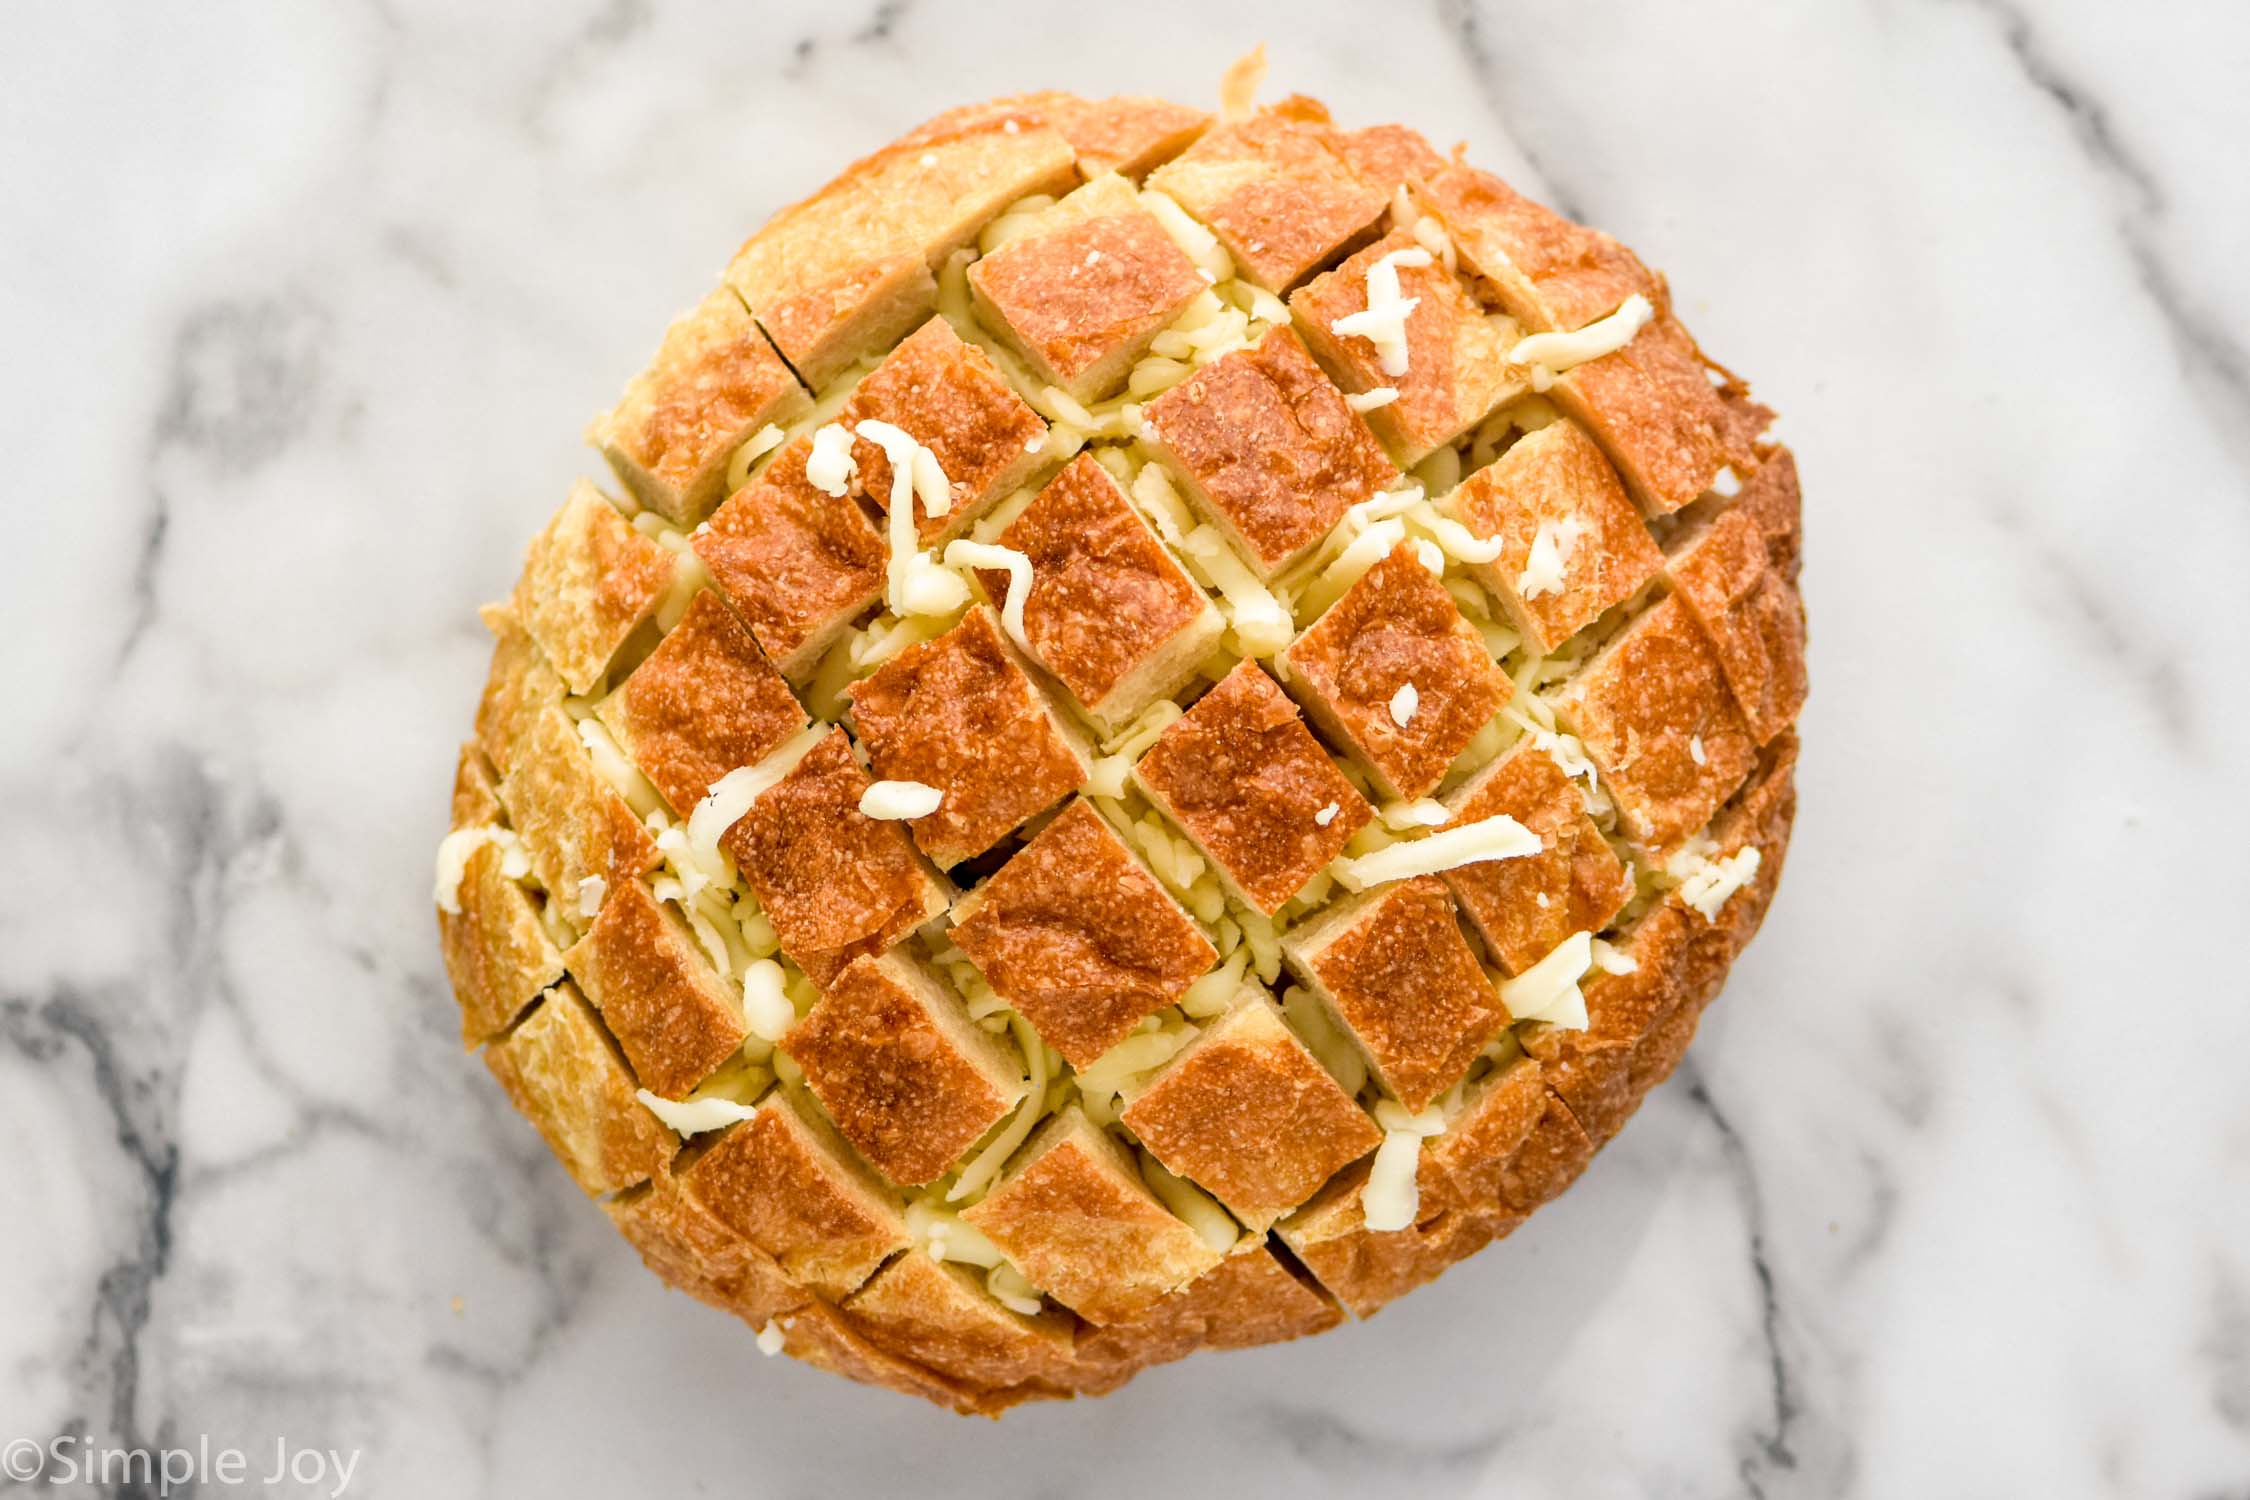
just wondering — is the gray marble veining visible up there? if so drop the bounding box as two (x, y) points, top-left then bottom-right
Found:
(3, 0), (2247, 1495)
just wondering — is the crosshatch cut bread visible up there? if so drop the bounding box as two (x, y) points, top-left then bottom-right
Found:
(436, 52), (1805, 1416)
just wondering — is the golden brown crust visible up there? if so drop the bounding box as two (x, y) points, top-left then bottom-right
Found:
(498, 705), (661, 902)
(1143, 325), (1398, 577)
(1276, 1157), (1506, 1319)
(1332, 124), (1446, 195)
(512, 482), (678, 695)
(899, 92), (1211, 181)
(784, 948), (1025, 1187)
(1121, 986), (1382, 1232)
(839, 317), (1048, 543)
(473, 604), (564, 779)
(1665, 507), (1808, 745)
(1281, 876), (1508, 1111)
(1521, 903), (1692, 1144)
(1736, 444), (1802, 583)
(604, 1167), (808, 1328)
(594, 590), (807, 817)
(1553, 306), (1752, 516)
(693, 437), (887, 682)
(563, 876), (748, 1101)
(1412, 163), (1654, 333)
(1146, 112), (1388, 292)
(986, 453), (1221, 728)
(948, 798), (1216, 1069)
(590, 287), (811, 525)
(962, 1108), (1222, 1325)
(970, 175), (1207, 402)
(1441, 737), (1634, 975)
(1555, 594), (1757, 853)
(682, 1090), (909, 1300)
(847, 607), (1090, 869)
(777, 1300), (1014, 1415)
(725, 119), (1075, 389)
(839, 1251), (1076, 1394)
(1131, 660), (1370, 915)
(1291, 227), (1526, 463)
(1068, 1243), (1340, 1388)
(1498, 1090), (1598, 1215)
(1279, 542), (1511, 800)
(722, 730), (951, 989)
(441, 746), (565, 1047)
(484, 982), (676, 1196)
(1439, 417), (1665, 656)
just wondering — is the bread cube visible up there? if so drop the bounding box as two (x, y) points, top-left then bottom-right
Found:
(1068, 1243), (1339, 1389)
(721, 729), (951, 989)
(725, 119), (1077, 388)
(1440, 736), (1634, 975)
(595, 591), (807, 818)
(784, 949), (1027, 1187)
(483, 981), (675, 1196)
(1131, 660), (1370, 915)
(1438, 417), (1663, 655)
(1330, 124), (1445, 195)
(512, 481), (677, 694)
(1291, 228), (1525, 464)
(691, 435), (887, 680)
(682, 1089), (909, 1300)
(604, 1170), (809, 1330)
(440, 747), (564, 1046)
(1281, 875), (1507, 1111)
(839, 1250), (1075, 1393)
(1664, 507), (1807, 744)
(948, 798), (1216, 1069)
(847, 607), (1091, 868)
(1736, 444), (1802, 583)
(962, 1108), (1223, 1324)
(836, 317), (1047, 545)
(473, 603), (564, 779)
(497, 705), (660, 901)
(909, 92), (1209, 180)
(1142, 325), (1397, 578)
(1553, 594), (1756, 852)
(970, 174), (1207, 402)
(1523, 904), (1693, 1145)
(1278, 541), (1510, 800)
(1120, 984), (1382, 1232)
(564, 876), (749, 1101)
(589, 287), (811, 525)
(982, 453), (1222, 731)
(1411, 163), (1654, 333)
(1145, 113), (1387, 291)
(1553, 307), (1751, 516)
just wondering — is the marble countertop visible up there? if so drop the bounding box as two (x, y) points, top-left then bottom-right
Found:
(5, 1), (2247, 1494)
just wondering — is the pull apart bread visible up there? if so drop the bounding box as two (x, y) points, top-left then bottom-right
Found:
(437, 59), (1805, 1415)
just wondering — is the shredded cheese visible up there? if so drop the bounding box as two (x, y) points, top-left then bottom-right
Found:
(635, 1088), (759, 1136)
(1378, 798), (1451, 831)
(755, 1320), (786, 1356)
(1517, 515), (1585, 600)
(1590, 937), (1638, 976)
(740, 957), (796, 1042)
(804, 422), (858, 497)
(1677, 846), (1762, 920)
(688, 727), (828, 867)
(1711, 465), (1742, 498)
(1421, 511), (1504, 565)
(1501, 931), (1594, 1029)
(1689, 734), (1707, 767)
(576, 874), (606, 919)
(1314, 801), (1341, 827)
(1181, 525), (1292, 657)
(1389, 682), (1420, 727)
(1363, 1128), (1424, 1232)
(1331, 814), (1540, 891)
(432, 826), (529, 914)
(1346, 386), (1399, 412)
(859, 779), (944, 820)
(1329, 248), (1433, 377)
(1509, 293), (1654, 375)
(941, 540), (1034, 652)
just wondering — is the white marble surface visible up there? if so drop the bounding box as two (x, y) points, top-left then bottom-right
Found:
(4, 0), (2248, 1494)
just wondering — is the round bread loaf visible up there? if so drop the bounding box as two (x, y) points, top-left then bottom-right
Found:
(436, 59), (1805, 1414)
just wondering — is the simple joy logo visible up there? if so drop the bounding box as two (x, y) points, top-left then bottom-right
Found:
(3, 1434), (362, 1495)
